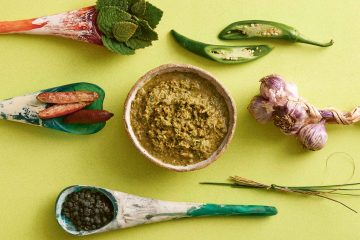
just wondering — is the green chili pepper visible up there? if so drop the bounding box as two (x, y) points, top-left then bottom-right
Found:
(219, 20), (333, 47)
(171, 30), (272, 64)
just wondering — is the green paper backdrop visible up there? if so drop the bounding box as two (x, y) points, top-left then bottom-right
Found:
(0, 0), (359, 239)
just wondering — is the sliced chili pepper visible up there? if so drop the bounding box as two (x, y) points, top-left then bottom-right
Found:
(63, 110), (114, 124)
(219, 20), (333, 47)
(38, 102), (92, 120)
(37, 91), (99, 104)
(171, 30), (272, 64)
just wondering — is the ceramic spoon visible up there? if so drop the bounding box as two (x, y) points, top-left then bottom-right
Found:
(0, 6), (102, 45)
(0, 82), (107, 134)
(55, 185), (278, 236)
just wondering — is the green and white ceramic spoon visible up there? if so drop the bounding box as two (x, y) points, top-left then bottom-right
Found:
(55, 185), (278, 236)
(0, 82), (106, 134)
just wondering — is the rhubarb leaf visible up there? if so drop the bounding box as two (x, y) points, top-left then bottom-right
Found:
(113, 21), (138, 42)
(137, 20), (158, 41)
(96, 0), (129, 11)
(127, 0), (139, 6)
(102, 36), (135, 55)
(131, 0), (146, 17)
(143, 2), (163, 28)
(96, 0), (163, 54)
(126, 38), (152, 49)
(97, 6), (132, 37)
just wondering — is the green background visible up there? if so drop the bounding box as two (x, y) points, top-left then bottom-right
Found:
(0, 0), (359, 239)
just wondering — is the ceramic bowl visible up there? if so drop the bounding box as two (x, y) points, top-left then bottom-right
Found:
(124, 64), (236, 172)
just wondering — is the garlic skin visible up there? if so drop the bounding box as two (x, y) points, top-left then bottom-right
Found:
(260, 74), (287, 104)
(284, 82), (299, 99)
(272, 100), (308, 135)
(298, 121), (328, 151)
(248, 95), (274, 124)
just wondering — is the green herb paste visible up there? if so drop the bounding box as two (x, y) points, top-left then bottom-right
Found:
(131, 72), (229, 166)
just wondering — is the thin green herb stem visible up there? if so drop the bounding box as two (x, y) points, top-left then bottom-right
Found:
(297, 189), (360, 196)
(315, 194), (357, 213)
(200, 182), (236, 187)
(200, 182), (262, 189)
(291, 187), (360, 191)
(325, 188), (360, 191)
(285, 182), (360, 189)
(320, 192), (360, 196)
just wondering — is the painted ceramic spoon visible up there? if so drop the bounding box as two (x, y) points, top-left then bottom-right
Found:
(55, 185), (278, 236)
(0, 1), (163, 54)
(0, 82), (107, 134)
(0, 6), (102, 45)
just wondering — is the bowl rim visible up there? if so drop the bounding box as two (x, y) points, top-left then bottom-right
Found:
(123, 63), (237, 172)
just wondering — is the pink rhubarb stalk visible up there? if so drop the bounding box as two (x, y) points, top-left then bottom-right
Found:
(0, 6), (102, 45)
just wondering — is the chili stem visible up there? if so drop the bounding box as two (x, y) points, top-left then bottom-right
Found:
(296, 35), (334, 47)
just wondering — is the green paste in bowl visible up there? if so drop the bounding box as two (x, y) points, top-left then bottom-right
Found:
(130, 71), (229, 166)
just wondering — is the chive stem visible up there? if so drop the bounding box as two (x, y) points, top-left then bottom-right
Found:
(315, 195), (357, 213)
(286, 182), (360, 189)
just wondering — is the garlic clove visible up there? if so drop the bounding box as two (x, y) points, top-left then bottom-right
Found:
(272, 100), (308, 135)
(298, 121), (328, 151)
(260, 74), (287, 104)
(248, 95), (274, 124)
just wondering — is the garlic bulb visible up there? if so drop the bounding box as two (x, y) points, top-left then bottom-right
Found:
(260, 74), (287, 104)
(298, 121), (328, 151)
(248, 95), (274, 124)
(272, 100), (308, 135)
(249, 74), (360, 151)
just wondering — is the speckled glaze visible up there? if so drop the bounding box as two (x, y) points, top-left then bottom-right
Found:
(55, 185), (278, 236)
(0, 82), (107, 134)
(124, 64), (237, 172)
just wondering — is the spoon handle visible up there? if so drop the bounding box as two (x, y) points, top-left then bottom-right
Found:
(115, 192), (277, 229)
(186, 204), (277, 217)
(0, 93), (44, 125)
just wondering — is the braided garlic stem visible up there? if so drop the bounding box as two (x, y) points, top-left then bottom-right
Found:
(319, 107), (360, 125)
(302, 101), (357, 125)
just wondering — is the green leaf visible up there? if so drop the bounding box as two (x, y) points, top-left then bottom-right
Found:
(131, 0), (146, 17)
(143, 2), (163, 28)
(137, 20), (158, 41)
(128, 18), (143, 37)
(126, 38), (152, 49)
(102, 36), (135, 55)
(113, 21), (138, 42)
(127, 0), (138, 6)
(97, 6), (131, 37)
(96, 0), (129, 11)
